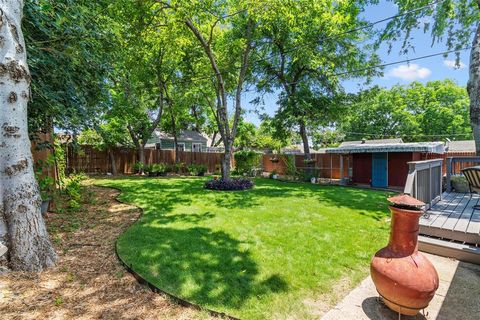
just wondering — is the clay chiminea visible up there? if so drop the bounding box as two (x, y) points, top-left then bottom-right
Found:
(370, 194), (439, 316)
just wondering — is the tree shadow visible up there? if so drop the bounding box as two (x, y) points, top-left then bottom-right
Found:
(436, 261), (480, 320)
(118, 225), (288, 313)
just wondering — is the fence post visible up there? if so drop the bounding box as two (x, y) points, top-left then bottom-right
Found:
(446, 157), (452, 193)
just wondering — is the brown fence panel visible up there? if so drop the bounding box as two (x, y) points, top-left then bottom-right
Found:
(66, 146), (224, 174)
(425, 152), (476, 175)
(261, 153), (349, 179)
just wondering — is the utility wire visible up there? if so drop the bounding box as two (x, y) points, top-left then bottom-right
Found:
(170, 0), (453, 86)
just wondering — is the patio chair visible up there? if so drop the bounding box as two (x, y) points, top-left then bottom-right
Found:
(461, 166), (480, 209)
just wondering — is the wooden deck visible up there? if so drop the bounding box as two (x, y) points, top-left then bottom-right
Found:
(421, 192), (480, 245)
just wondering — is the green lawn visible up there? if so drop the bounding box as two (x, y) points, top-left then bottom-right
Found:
(95, 177), (392, 319)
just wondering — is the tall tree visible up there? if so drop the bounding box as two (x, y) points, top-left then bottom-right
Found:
(380, 0), (480, 153)
(340, 80), (472, 141)
(158, 0), (259, 179)
(23, 0), (112, 134)
(255, 0), (380, 159)
(0, 0), (56, 271)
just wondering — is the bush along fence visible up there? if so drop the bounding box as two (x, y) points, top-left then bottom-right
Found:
(66, 146), (224, 175)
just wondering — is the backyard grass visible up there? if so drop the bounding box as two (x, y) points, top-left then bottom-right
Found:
(95, 177), (392, 319)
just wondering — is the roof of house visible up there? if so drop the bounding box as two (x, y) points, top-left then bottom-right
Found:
(154, 130), (208, 142)
(446, 140), (475, 152)
(339, 138), (403, 147)
(326, 141), (445, 154)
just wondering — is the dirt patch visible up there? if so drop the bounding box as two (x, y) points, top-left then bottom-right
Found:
(0, 185), (207, 319)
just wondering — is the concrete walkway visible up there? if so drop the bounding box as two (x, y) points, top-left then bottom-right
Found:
(322, 253), (480, 320)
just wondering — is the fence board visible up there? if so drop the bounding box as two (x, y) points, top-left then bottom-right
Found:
(66, 146), (224, 174)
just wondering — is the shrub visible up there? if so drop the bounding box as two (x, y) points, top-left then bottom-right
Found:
(133, 161), (144, 173)
(234, 150), (262, 176)
(170, 162), (185, 174)
(152, 163), (167, 175)
(188, 164), (207, 176)
(144, 164), (153, 174)
(64, 173), (87, 209)
(283, 154), (297, 177)
(205, 178), (254, 191)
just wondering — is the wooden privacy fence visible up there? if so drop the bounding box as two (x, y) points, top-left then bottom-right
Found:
(67, 146), (224, 174)
(262, 153), (350, 180)
(425, 152), (477, 175)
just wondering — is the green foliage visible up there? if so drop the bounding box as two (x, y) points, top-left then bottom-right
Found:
(381, 1), (479, 56)
(152, 163), (168, 175)
(144, 164), (153, 174)
(64, 173), (87, 210)
(234, 150), (262, 176)
(340, 80), (472, 142)
(187, 164), (207, 176)
(170, 162), (185, 174)
(53, 138), (66, 189)
(254, 0), (380, 153)
(133, 162), (144, 173)
(24, 0), (113, 133)
(283, 154), (297, 177)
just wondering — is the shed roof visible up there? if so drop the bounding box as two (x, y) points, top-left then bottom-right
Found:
(339, 138), (403, 147)
(446, 140), (475, 152)
(326, 141), (445, 154)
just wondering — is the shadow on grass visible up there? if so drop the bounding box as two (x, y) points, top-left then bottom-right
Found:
(119, 225), (288, 311)
(96, 176), (392, 221)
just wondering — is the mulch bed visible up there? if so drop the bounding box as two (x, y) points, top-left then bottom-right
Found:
(0, 185), (204, 320)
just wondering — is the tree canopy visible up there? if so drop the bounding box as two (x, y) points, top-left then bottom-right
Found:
(340, 79), (472, 142)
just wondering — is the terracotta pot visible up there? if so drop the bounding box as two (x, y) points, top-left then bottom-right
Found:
(370, 196), (439, 316)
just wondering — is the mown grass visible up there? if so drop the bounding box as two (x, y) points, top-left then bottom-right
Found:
(95, 177), (392, 319)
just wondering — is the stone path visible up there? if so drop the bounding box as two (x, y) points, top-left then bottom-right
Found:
(322, 253), (480, 320)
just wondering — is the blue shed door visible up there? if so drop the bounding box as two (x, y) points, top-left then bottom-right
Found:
(372, 153), (388, 188)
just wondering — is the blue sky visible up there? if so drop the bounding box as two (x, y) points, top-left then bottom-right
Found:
(243, 1), (471, 126)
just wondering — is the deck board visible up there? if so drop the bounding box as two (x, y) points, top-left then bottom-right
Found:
(422, 192), (480, 245)
(466, 198), (480, 235)
(420, 192), (458, 226)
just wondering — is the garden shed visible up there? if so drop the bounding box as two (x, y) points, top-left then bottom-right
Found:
(326, 141), (445, 189)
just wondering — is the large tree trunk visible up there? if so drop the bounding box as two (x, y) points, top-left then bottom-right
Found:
(108, 148), (117, 176)
(138, 145), (146, 174)
(468, 22), (480, 156)
(299, 120), (311, 160)
(222, 142), (232, 180)
(0, 0), (56, 271)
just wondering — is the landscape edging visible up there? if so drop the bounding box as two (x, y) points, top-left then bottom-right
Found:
(95, 184), (240, 320)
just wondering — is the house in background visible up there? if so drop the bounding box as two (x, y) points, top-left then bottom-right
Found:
(326, 139), (445, 189)
(147, 130), (209, 152)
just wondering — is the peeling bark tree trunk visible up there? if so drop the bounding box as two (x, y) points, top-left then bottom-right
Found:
(468, 21), (480, 156)
(0, 0), (56, 271)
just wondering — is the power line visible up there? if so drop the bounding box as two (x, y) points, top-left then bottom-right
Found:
(334, 47), (471, 77)
(172, 0), (453, 86)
